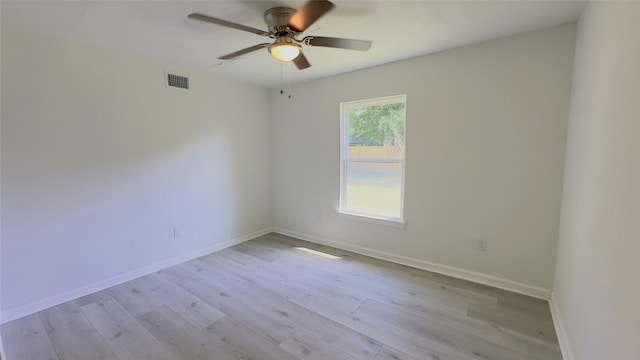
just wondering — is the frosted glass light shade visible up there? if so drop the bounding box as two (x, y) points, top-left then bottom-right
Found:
(269, 43), (301, 62)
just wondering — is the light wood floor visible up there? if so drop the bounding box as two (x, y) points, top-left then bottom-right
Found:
(1, 233), (562, 360)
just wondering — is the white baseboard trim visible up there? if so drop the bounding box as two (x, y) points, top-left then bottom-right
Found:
(0, 332), (6, 360)
(549, 292), (575, 360)
(0, 227), (272, 324)
(273, 227), (551, 300)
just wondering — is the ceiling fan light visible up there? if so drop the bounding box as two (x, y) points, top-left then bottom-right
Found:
(269, 43), (302, 62)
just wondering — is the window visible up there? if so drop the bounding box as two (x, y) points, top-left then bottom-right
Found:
(339, 95), (406, 225)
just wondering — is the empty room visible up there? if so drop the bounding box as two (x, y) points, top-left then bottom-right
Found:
(0, 1), (638, 359)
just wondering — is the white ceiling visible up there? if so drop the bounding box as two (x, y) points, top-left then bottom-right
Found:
(1, 1), (586, 88)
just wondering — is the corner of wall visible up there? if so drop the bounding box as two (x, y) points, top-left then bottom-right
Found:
(549, 292), (575, 360)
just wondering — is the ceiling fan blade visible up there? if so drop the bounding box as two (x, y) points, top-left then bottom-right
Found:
(188, 13), (270, 37)
(304, 36), (372, 51)
(292, 53), (311, 70)
(288, 0), (334, 33)
(218, 43), (271, 60)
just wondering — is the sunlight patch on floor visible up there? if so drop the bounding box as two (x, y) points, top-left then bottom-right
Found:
(295, 247), (341, 259)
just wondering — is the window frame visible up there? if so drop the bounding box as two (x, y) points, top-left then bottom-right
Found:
(339, 94), (407, 227)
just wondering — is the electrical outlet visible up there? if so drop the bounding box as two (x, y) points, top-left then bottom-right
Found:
(173, 227), (182, 239)
(315, 211), (323, 221)
(476, 238), (488, 252)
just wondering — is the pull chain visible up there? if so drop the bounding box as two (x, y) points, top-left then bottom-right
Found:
(279, 63), (293, 99)
(280, 63), (284, 95)
(287, 66), (292, 99)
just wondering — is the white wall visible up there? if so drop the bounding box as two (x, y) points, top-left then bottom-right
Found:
(0, 25), (272, 321)
(0, 13), (5, 357)
(552, 2), (640, 360)
(271, 24), (576, 296)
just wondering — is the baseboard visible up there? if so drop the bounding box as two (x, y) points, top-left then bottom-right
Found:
(273, 227), (551, 300)
(0, 227), (272, 324)
(0, 332), (6, 360)
(549, 292), (575, 360)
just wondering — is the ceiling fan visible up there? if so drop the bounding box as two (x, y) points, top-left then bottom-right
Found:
(188, 0), (372, 70)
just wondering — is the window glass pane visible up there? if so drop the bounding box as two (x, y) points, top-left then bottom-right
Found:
(348, 145), (404, 159)
(348, 103), (405, 159)
(345, 161), (402, 218)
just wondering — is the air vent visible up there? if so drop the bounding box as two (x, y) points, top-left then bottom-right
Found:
(167, 73), (189, 89)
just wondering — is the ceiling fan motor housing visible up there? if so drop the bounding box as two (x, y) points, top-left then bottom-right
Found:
(264, 7), (297, 35)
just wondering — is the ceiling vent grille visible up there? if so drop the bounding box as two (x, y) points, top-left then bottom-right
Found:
(167, 73), (189, 89)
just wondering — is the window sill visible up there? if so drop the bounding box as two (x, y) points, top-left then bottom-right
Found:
(338, 211), (406, 229)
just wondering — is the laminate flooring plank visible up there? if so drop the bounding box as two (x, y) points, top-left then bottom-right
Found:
(252, 241), (350, 266)
(330, 304), (473, 360)
(249, 235), (325, 252)
(210, 250), (352, 320)
(429, 273), (551, 313)
(0, 313), (59, 360)
(137, 306), (235, 360)
(268, 239), (493, 304)
(495, 328), (563, 360)
(368, 272), (496, 311)
(354, 285), (502, 345)
(229, 281), (383, 360)
(362, 290), (557, 359)
(467, 302), (558, 344)
(247, 272), (467, 360)
(204, 253), (367, 315)
(279, 275), (366, 313)
(287, 254), (471, 322)
(424, 279), (500, 308)
(108, 280), (164, 317)
(264, 238), (498, 317)
(208, 250), (357, 319)
(214, 246), (263, 266)
(318, 248), (500, 309)
(81, 297), (177, 360)
(203, 315), (299, 360)
(494, 299), (555, 323)
(389, 289), (471, 316)
(230, 245), (378, 308)
(259, 237), (495, 309)
(253, 248), (402, 300)
(232, 243), (281, 262)
(373, 346), (421, 360)
(158, 265), (296, 343)
(210, 249), (293, 285)
(256, 245), (472, 319)
(129, 273), (225, 329)
(180, 259), (247, 290)
(222, 247), (344, 288)
(202, 252), (298, 295)
(75, 288), (114, 307)
(279, 328), (360, 360)
(273, 240), (493, 313)
(39, 301), (118, 360)
(493, 293), (552, 316)
(198, 253), (273, 283)
(313, 243), (436, 278)
(218, 247), (304, 281)
(249, 237), (354, 268)
(270, 244), (415, 292)
(357, 299), (540, 360)
(476, 300), (561, 358)
(266, 233), (326, 250)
